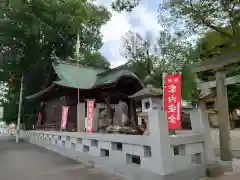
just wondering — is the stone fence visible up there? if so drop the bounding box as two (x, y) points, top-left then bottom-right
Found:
(0, 127), (14, 135)
(25, 130), (205, 180)
(0, 109), (209, 180)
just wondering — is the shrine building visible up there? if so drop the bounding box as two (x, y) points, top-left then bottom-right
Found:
(26, 60), (143, 132)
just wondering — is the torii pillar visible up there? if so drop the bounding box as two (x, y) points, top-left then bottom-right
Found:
(189, 50), (240, 161)
(215, 69), (232, 160)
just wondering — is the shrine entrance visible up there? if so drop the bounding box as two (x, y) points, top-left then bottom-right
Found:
(189, 49), (240, 161)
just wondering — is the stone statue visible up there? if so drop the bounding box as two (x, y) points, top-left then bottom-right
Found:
(105, 100), (138, 134)
(98, 109), (110, 132)
(113, 100), (129, 127)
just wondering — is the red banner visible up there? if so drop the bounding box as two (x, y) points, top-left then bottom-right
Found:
(61, 106), (69, 129)
(87, 100), (95, 133)
(37, 112), (42, 125)
(163, 73), (182, 130)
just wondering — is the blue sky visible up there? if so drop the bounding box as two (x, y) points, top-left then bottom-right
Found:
(95, 0), (162, 67)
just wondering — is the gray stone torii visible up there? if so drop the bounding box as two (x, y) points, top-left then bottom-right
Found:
(189, 50), (240, 162)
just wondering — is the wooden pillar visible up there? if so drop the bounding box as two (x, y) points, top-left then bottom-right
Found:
(77, 103), (85, 132)
(215, 70), (232, 161)
(129, 99), (137, 129)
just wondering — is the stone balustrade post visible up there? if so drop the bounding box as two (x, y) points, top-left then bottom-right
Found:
(147, 109), (173, 175)
(189, 101), (215, 164)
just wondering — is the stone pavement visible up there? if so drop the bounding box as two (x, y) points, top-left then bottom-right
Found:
(211, 129), (240, 157)
(178, 129), (240, 157)
(0, 135), (125, 180)
(200, 159), (240, 180)
(201, 172), (240, 180)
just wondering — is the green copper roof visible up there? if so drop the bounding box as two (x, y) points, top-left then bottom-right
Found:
(52, 61), (142, 89)
(26, 61), (142, 100)
(53, 62), (104, 89)
(53, 79), (73, 88)
(94, 69), (140, 87)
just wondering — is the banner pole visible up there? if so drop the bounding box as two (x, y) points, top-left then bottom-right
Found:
(162, 72), (166, 111)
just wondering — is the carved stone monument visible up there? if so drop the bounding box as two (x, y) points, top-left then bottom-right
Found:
(113, 100), (129, 126)
(98, 109), (110, 132)
(106, 100), (137, 134)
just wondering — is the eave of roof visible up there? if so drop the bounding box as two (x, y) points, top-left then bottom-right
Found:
(129, 84), (162, 99)
(53, 79), (77, 88)
(25, 84), (56, 100)
(53, 61), (104, 89)
(53, 61), (142, 89)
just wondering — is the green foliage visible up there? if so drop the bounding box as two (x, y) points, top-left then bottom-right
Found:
(181, 66), (199, 102)
(117, 0), (240, 106)
(159, 0), (239, 39)
(0, 82), (8, 103)
(188, 28), (240, 109)
(160, 0), (240, 105)
(228, 84), (240, 111)
(128, 60), (150, 81)
(0, 0), (111, 124)
(82, 52), (110, 69)
(122, 30), (195, 100)
(121, 31), (156, 80)
(111, 0), (140, 12)
(1, 99), (18, 124)
(192, 29), (234, 60)
(112, 0), (239, 41)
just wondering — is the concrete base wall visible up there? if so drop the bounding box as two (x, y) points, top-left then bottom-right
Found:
(22, 129), (207, 180)
(29, 137), (205, 180)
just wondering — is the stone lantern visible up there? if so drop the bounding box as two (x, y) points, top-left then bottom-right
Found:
(129, 82), (162, 135)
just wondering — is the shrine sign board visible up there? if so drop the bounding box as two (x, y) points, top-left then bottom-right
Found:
(163, 73), (182, 130)
(87, 100), (95, 133)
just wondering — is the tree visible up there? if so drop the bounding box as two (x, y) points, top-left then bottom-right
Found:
(113, 0), (240, 50)
(159, 1), (239, 39)
(121, 31), (157, 81)
(111, 0), (140, 12)
(188, 29), (240, 110)
(112, 0), (240, 56)
(112, 0), (239, 39)
(0, 0), (111, 124)
(81, 52), (110, 69)
(115, 0), (240, 103)
(160, 1), (240, 103)
(121, 30), (197, 100)
(0, 82), (8, 103)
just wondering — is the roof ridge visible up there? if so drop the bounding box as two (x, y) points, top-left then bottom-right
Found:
(97, 63), (128, 76)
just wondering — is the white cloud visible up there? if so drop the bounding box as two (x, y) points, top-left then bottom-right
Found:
(130, 5), (162, 36)
(104, 41), (127, 68)
(101, 11), (131, 42)
(95, 0), (161, 67)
